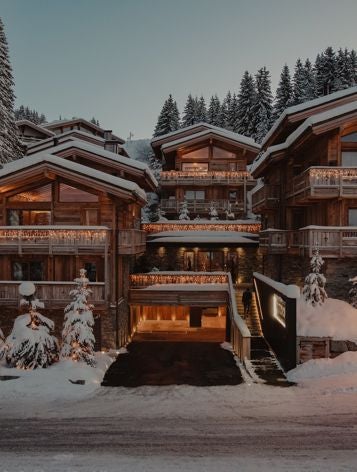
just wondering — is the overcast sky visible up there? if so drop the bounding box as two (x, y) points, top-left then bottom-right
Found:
(1, 0), (357, 139)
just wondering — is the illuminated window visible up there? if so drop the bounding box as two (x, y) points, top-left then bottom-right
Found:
(8, 184), (52, 202)
(182, 162), (208, 171)
(182, 147), (209, 160)
(59, 183), (99, 202)
(7, 210), (51, 225)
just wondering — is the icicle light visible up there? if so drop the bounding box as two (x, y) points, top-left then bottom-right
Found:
(130, 272), (228, 287)
(0, 227), (108, 244)
(142, 222), (261, 234)
(160, 170), (253, 181)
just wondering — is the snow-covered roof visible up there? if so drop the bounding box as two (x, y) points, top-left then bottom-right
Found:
(16, 120), (55, 138)
(32, 139), (158, 188)
(262, 86), (357, 147)
(148, 230), (259, 245)
(161, 128), (260, 152)
(43, 118), (125, 143)
(0, 154), (147, 202)
(251, 100), (357, 176)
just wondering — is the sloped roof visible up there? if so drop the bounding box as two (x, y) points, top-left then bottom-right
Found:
(43, 118), (125, 143)
(16, 120), (56, 138)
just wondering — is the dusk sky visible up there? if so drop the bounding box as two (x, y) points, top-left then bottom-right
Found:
(1, 0), (357, 139)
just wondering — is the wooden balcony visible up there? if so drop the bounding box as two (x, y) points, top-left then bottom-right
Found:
(251, 184), (280, 213)
(260, 226), (357, 258)
(130, 272), (229, 287)
(288, 167), (357, 202)
(160, 171), (255, 187)
(0, 226), (109, 255)
(118, 229), (146, 255)
(160, 199), (244, 214)
(0, 281), (106, 306)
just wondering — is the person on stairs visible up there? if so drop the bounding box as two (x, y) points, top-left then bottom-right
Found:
(242, 287), (252, 317)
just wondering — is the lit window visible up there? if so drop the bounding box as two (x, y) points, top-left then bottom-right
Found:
(212, 147), (236, 159)
(182, 147), (209, 160)
(8, 184), (52, 202)
(182, 162), (209, 171)
(59, 183), (99, 202)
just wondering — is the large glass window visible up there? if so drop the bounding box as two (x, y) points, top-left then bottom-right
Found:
(212, 147), (236, 159)
(182, 147), (209, 160)
(181, 162), (208, 171)
(341, 132), (357, 142)
(348, 209), (357, 226)
(8, 184), (52, 202)
(342, 152), (357, 167)
(12, 261), (44, 281)
(59, 183), (99, 202)
(185, 190), (205, 200)
(7, 210), (51, 225)
(84, 262), (97, 282)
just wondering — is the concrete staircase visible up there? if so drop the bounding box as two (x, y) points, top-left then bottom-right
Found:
(235, 289), (262, 336)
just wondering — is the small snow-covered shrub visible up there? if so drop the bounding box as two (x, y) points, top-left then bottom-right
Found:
(302, 247), (327, 306)
(1, 298), (59, 369)
(209, 202), (219, 221)
(61, 268), (96, 366)
(179, 199), (190, 221)
(349, 276), (357, 308)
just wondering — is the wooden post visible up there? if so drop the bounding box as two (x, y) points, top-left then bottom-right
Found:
(104, 231), (109, 301)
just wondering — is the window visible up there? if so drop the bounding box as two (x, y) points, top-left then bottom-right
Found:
(342, 152), (357, 167)
(185, 190), (205, 200)
(8, 184), (52, 202)
(84, 262), (97, 282)
(212, 147), (236, 159)
(181, 162), (208, 172)
(59, 183), (99, 202)
(7, 210), (51, 225)
(229, 191), (237, 201)
(348, 209), (357, 226)
(12, 261), (44, 281)
(182, 147), (209, 160)
(341, 132), (357, 142)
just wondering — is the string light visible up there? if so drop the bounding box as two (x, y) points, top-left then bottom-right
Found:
(130, 272), (228, 287)
(142, 222), (261, 234)
(0, 227), (108, 244)
(160, 170), (253, 182)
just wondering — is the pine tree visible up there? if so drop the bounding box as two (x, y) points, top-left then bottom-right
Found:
(236, 71), (256, 137)
(315, 47), (337, 96)
(0, 283), (59, 369)
(181, 94), (197, 127)
(0, 18), (24, 165)
(61, 269), (96, 366)
(195, 96), (207, 123)
(148, 150), (162, 180)
(348, 276), (357, 308)
(251, 67), (273, 143)
(293, 58), (306, 105)
(219, 91), (231, 129)
(301, 59), (317, 102)
(179, 199), (190, 220)
(15, 106), (47, 125)
(153, 94), (180, 137)
(349, 49), (357, 86)
(207, 95), (221, 126)
(229, 93), (240, 132)
(302, 247), (328, 306)
(90, 117), (100, 126)
(335, 48), (351, 90)
(273, 64), (293, 120)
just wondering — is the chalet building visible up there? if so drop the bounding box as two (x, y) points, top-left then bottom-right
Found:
(16, 119), (56, 144)
(0, 131), (157, 349)
(251, 86), (357, 299)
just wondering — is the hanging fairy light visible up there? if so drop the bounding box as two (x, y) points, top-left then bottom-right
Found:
(0, 227), (108, 244)
(142, 222), (261, 234)
(160, 170), (252, 181)
(130, 272), (229, 287)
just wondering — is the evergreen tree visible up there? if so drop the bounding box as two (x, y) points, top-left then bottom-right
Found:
(15, 105), (47, 124)
(229, 93), (240, 132)
(90, 117), (100, 126)
(349, 276), (357, 308)
(251, 67), (273, 143)
(0, 282), (59, 369)
(153, 94), (180, 137)
(293, 58), (306, 105)
(315, 47), (337, 96)
(61, 269), (96, 366)
(207, 95), (221, 126)
(0, 17), (24, 164)
(236, 71), (256, 137)
(195, 96), (207, 123)
(273, 64), (293, 120)
(301, 59), (317, 102)
(181, 94), (197, 127)
(302, 247), (328, 306)
(179, 199), (190, 220)
(219, 91), (231, 129)
(349, 49), (357, 85)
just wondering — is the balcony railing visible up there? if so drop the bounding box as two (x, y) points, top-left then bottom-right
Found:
(0, 281), (106, 305)
(288, 167), (357, 200)
(118, 229), (146, 254)
(160, 199), (244, 213)
(0, 226), (109, 255)
(260, 226), (357, 258)
(251, 184), (280, 212)
(160, 171), (255, 186)
(130, 271), (229, 287)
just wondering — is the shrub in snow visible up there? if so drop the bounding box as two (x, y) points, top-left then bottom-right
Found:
(0, 328), (4, 354)
(0, 296), (59, 369)
(179, 199), (190, 220)
(225, 202), (235, 220)
(209, 202), (219, 221)
(61, 268), (96, 366)
(349, 276), (357, 308)
(302, 247), (328, 306)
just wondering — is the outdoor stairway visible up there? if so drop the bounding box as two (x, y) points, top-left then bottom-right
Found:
(235, 288), (293, 387)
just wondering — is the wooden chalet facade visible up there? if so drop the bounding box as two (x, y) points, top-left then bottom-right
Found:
(251, 87), (357, 298)
(0, 132), (157, 348)
(151, 123), (260, 219)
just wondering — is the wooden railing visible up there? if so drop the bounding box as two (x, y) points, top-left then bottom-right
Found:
(130, 271), (229, 287)
(118, 229), (146, 254)
(0, 281), (106, 305)
(260, 226), (357, 257)
(160, 171), (255, 186)
(142, 221), (261, 234)
(0, 226), (109, 255)
(160, 199), (244, 213)
(288, 167), (357, 200)
(251, 184), (280, 211)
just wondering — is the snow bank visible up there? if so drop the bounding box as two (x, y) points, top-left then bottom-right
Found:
(297, 297), (357, 341)
(0, 352), (112, 400)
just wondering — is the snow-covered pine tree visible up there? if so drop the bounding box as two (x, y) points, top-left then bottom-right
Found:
(207, 95), (221, 126)
(209, 202), (219, 220)
(0, 18), (24, 165)
(236, 71), (256, 137)
(148, 150), (162, 180)
(335, 48), (352, 90)
(302, 247), (328, 306)
(349, 49), (357, 86)
(315, 47), (337, 96)
(273, 64), (293, 120)
(61, 269), (96, 366)
(1, 283), (59, 369)
(179, 199), (190, 220)
(300, 59), (317, 102)
(218, 91), (231, 129)
(195, 96), (207, 123)
(251, 67), (273, 143)
(292, 58), (306, 105)
(153, 94), (180, 137)
(348, 276), (357, 308)
(181, 94), (197, 127)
